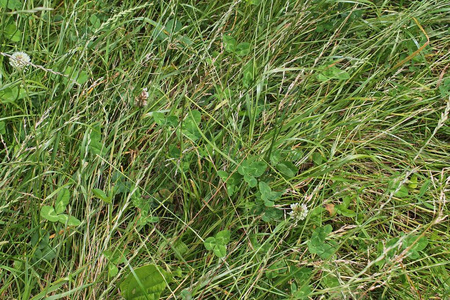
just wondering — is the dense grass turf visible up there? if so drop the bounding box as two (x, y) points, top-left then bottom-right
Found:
(1, 0), (449, 299)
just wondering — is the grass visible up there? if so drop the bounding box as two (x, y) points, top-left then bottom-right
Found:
(0, 0), (449, 299)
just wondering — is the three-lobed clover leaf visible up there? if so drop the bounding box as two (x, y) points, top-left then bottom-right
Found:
(223, 35), (252, 56)
(335, 196), (356, 218)
(403, 235), (428, 259)
(40, 205), (60, 222)
(238, 159), (267, 187)
(307, 225), (336, 259)
(258, 181), (283, 207)
(316, 65), (350, 82)
(204, 230), (231, 258)
(182, 110), (202, 141)
(40, 188), (81, 226)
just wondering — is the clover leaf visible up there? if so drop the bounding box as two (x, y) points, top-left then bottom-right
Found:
(40, 189), (81, 226)
(40, 206), (59, 222)
(204, 230), (231, 258)
(238, 159), (267, 187)
(120, 264), (172, 300)
(307, 225), (336, 259)
(258, 181), (283, 207)
(55, 188), (70, 214)
(403, 235), (428, 259)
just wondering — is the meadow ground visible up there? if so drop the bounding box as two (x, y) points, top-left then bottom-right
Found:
(0, 0), (449, 299)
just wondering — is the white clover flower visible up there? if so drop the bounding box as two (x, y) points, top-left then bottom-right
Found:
(9, 52), (31, 70)
(288, 203), (308, 222)
(141, 88), (149, 100)
(135, 87), (149, 107)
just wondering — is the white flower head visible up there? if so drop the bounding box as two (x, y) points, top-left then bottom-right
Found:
(9, 52), (31, 70)
(288, 203), (308, 222)
(141, 88), (149, 100)
(135, 87), (149, 107)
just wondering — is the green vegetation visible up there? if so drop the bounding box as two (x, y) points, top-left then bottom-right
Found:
(1, 0), (449, 299)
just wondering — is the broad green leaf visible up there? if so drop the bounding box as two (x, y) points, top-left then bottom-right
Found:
(238, 159), (267, 177)
(120, 264), (172, 300)
(40, 206), (59, 222)
(310, 242), (335, 259)
(93, 188), (111, 203)
(262, 207), (283, 222)
(108, 263), (119, 277)
(166, 115), (179, 127)
(67, 216), (81, 226)
(179, 35), (193, 46)
(204, 237), (216, 251)
(259, 181), (271, 198)
(243, 61), (254, 87)
(243, 174), (257, 187)
(189, 110), (201, 124)
(0, 86), (27, 103)
(227, 185), (237, 196)
(293, 284), (311, 299)
(316, 73), (328, 82)
(265, 260), (287, 279)
(182, 110), (202, 140)
(152, 112), (166, 125)
(331, 66), (350, 80)
(223, 35), (237, 53)
(89, 14), (101, 29)
(408, 174), (418, 189)
(321, 272), (340, 288)
(270, 149), (283, 164)
(213, 244), (227, 258)
(166, 19), (182, 34)
(57, 214), (81, 226)
(276, 161), (297, 178)
(386, 237), (400, 258)
(394, 185), (409, 198)
(58, 214), (68, 223)
(173, 240), (188, 259)
(314, 224), (333, 241)
(252, 161), (268, 177)
(259, 181), (283, 206)
(180, 289), (192, 300)
(215, 230), (231, 245)
(0, 0), (21, 9)
(168, 144), (181, 158)
(4, 23), (22, 42)
(217, 170), (228, 180)
(235, 42), (251, 56)
(418, 179), (430, 197)
(205, 231), (230, 258)
(317, 65), (350, 82)
(55, 188), (70, 214)
(290, 266), (312, 283)
(307, 225), (336, 259)
(439, 78), (450, 97)
(312, 152), (323, 165)
(76, 71), (89, 85)
(245, 0), (262, 5)
(342, 196), (351, 207)
(63, 66), (88, 85)
(88, 125), (104, 156)
(0, 121), (5, 134)
(403, 235), (428, 259)
(151, 22), (168, 41)
(335, 205), (356, 217)
(145, 216), (160, 223)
